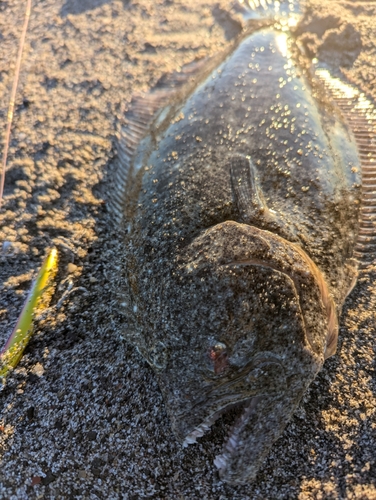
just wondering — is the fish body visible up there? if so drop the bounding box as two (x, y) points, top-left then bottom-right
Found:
(114, 2), (367, 485)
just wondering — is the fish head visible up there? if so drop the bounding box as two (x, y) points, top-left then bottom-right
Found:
(153, 220), (336, 484)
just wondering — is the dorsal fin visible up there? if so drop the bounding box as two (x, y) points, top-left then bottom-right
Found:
(111, 59), (210, 225)
(315, 67), (376, 269)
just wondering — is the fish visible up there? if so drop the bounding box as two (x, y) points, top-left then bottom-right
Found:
(111, 0), (376, 485)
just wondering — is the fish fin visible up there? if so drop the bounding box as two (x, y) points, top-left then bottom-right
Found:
(111, 59), (210, 225)
(230, 154), (269, 224)
(233, 0), (304, 27)
(315, 68), (376, 268)
(324, 323), (338, 360)
(230, 155), (297, 241)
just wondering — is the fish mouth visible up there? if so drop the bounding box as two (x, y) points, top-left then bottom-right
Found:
(179, 354), (289, 483)
(182, 395), (263, 483)
(212, 396), (262, 479)
(181, 368), (314, 485)
(182, 397), (253, 447)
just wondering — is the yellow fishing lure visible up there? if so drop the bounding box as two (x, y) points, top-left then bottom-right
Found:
(0, 248), (58, 380)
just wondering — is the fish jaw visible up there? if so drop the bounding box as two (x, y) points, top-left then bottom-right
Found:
(156, 335), (322, 484)
(169, 352), (290, 443)
(214, 373), (314, 485)
(180, 348), (321, 485)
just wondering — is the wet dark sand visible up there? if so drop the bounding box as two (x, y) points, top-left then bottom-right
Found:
(0, 1), (376, 498)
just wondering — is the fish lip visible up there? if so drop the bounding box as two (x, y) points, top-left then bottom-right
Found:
(178, 354), (286, 443)
(184, 351), (285, 407)
(213, 396), (262, 484)
(179, 355), (289, 483)
(182, 397), (252, 447)
(182, 395), (264, 484)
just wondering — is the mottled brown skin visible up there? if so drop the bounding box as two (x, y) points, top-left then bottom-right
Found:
(121, 27), (361, 484)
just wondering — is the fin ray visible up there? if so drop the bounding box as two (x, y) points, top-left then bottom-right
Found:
(315, 67), (376, 267)
(111, 59), (212, 225)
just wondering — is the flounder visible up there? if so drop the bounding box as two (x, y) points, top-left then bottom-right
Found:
(111, 0), (376, 485)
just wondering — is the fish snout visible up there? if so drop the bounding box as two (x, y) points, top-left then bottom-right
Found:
(215, 357), (319, 485)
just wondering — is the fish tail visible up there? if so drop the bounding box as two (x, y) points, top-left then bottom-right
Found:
(235, 0), (305, 28)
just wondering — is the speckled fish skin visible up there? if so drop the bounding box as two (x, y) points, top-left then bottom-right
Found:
(120, 23), (361, 484)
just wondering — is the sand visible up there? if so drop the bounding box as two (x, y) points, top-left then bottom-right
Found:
(0, 0), (376, 498)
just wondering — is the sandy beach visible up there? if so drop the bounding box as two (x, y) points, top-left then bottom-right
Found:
(1, 0), (376, 498)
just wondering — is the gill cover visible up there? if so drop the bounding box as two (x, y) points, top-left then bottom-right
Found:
(183, 220), (337, 363)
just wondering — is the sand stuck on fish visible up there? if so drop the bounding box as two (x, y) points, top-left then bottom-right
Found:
(0, 0), (376, 498)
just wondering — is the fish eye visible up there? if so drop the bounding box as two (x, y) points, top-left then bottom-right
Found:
(207, 341), (229, 375)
